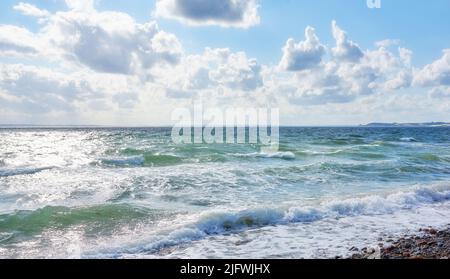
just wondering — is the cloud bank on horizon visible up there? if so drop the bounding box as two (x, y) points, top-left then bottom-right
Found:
(0, 0), (449, 125)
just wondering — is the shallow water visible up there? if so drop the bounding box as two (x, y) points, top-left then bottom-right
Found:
(0, 127), (449, 258)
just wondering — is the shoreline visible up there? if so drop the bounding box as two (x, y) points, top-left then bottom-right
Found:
(347, 227), (450, 259)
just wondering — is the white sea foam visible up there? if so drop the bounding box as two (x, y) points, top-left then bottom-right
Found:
(301, 149), (344, 155)
(163, 201), (450, 259)
(181, 184), (450, 234)
(85, 184), (450, 258)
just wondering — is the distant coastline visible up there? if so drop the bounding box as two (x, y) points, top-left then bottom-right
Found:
(361, 122), (450, 127)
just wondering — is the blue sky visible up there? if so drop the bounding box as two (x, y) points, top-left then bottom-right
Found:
(0, 0), (449, 125)
(2, 0), (449, 66)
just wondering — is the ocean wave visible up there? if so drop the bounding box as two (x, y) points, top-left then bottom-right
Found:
(310, 138), (367, 146)
(143, 154), (183, 167)
(0, 166), (54, 178)
(0, 204), (156, 236)
(299, 149), (345, 156)
(400, 137), (418, 142)
(99, 156), (145, 167)
(416, 153), (447, 163)
(120, 148), (146, 156)
(191, 185), (450, 233)
(98, 184), (450, 256)
(234, 152), (296, 160)
(98, 154), (183, 167)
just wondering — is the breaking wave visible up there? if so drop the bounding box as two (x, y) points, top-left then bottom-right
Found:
(98, 154), (183, 167)
(234, 151), (296, 160)
(93, 184), (450, 257)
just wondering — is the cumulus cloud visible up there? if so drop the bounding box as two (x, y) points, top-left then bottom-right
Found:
(65, 0), (95, 12)
(277, 22), (415, 106)
(13, 2), (50, 18)
(1, 2), (449, 125)
(160, 48), (263, 99)
(375, 39), (400, 48)
(4, 2), (186, 76)
(0, 63), (145, 116)
(44, 9), (182, 76)
(364, 46), (413, 90)
(154, 0), (260, 28)
(331, 21), (363, 62)
(0, 25), (40, 56)
(0, 64), (95, 113)
(399, 47), (413, 66)
(285, 63), (355, 105)
(414, 49), (450, 86)
(208, 49), (263, 91)
(279, 26), (326, 71)
(6, 1), (183, 78)
(0, 1), (186, 121)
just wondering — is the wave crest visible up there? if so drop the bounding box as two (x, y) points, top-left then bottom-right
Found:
(0, 166), (54, 177)
(234, 152), (296, 160)
(98, 154), (183, 167)
(97, 184), (450, 256)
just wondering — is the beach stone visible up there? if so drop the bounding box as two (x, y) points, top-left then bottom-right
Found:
(345, 227), (450, 259)
(349, 246), (359, 252)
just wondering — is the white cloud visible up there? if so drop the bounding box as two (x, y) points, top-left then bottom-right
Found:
(0, 63), (149, 119)
(208, 49), (263, 91)
(13, 2), (50, 18)
(33, 4), (183, 77)
(276, 22), (415, 106)
(0, 2), (185, 123)
(0, 64), (93, 113)
(285, 63), (356, 105)
(414, 49), (450, 86)
(399, 47), (413, 66)
(363, 46), (413, 91)
(375, 39), (400, 48)
(428, 87), (450, 99)
(279, 26), (326, 72)
(161, 48), (263, 99)
(65, 0), (95, 13)
(331, 20), (363, 62)
(4, 2), (184, 77)
(1, 2), (449, 125)
(154, 0), (260, 28)
(0, 25), (40, 56)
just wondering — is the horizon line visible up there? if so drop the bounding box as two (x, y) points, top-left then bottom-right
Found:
(1, 122), (449, 129)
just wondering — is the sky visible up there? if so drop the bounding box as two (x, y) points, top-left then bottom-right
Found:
(0, 0), (449, 126)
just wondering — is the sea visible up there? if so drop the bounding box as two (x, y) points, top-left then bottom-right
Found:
(0, 127), (449, 258)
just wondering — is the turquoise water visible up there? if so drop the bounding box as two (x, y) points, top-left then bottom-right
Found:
(0, 127), (449, 258)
